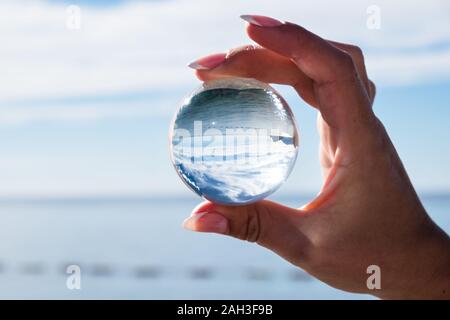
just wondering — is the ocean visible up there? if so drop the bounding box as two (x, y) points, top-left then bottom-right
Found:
(0, 195), (448, 299)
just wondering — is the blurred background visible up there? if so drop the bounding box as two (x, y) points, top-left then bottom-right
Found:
(0, 0), (449, 299)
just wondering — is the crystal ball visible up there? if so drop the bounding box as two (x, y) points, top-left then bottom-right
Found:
(169, 77), (299, 205)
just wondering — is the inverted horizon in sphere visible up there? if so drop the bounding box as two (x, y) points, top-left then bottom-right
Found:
(169, 77), (299, 205)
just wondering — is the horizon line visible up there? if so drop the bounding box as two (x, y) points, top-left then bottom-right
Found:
(0, 191), (449, 203)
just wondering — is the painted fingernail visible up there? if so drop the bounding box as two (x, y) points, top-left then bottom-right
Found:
(240, 15), (283, 27)
(183, 212), (229, 234)
(187, 53), (227, 70)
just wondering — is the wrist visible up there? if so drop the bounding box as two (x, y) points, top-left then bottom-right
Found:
(377, 217), (450, 300)
(416, 223), (450, 299)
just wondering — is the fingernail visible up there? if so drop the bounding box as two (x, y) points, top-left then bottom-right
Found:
(183, 212), (229, 234)
(187, 53), (227, 70)
(240, 15), (283, 27)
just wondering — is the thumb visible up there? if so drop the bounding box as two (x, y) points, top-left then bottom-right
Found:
(183, 200), (310, 265)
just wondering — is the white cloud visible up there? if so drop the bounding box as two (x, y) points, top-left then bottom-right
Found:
(0, 0), (449, 104)
(1, 0), (449, 197)
(0, 98), (178, 125)
(367, 49), (450, 86)
(1, 0), (448, 197)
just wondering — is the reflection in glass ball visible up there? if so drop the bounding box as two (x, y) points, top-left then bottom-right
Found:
(169, 77), (299, 205)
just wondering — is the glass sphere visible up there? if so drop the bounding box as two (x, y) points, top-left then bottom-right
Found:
(169, 77), (299, 205)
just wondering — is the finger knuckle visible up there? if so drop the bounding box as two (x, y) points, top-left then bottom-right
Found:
(369, 79), (376, 92)
(226, 44), (258, 59)
(369, 79), (377, 101)
(336, 51), (357, 74)
(347, 45), (364, 61)
(244, 203), (264, 243)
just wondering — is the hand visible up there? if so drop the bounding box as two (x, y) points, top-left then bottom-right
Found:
(183, 15), (450, 299)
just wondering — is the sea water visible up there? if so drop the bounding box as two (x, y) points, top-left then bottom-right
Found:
(1, 195), (448, 299)
(169, 78), (299, 205)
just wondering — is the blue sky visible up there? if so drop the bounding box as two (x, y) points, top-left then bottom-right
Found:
(0, 0), (449, 197)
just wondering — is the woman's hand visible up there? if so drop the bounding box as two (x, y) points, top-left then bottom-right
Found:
(183, 15), (450, 299)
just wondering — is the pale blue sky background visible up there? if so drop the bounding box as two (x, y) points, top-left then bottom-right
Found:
(0, 0), (449, 198)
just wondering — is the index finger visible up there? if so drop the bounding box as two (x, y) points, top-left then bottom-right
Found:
(193, 45), (317, 107)
(241, 15), (374, 133)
